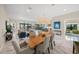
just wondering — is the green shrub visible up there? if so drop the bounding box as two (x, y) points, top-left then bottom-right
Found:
(66, 29), (71, 33)
(72, 30), (79, 34)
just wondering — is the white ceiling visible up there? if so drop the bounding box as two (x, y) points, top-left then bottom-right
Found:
(3, 4), (79, 20)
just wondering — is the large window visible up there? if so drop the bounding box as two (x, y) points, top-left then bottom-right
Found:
(35, 24), (45, 30)
(19, 23), (32, 31)
(66, 24), (77, 30)
(66, 23), (79, 34)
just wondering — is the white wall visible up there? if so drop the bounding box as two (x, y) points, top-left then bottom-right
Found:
(52, 11), (79, 39)
(0, 5), (8, 51)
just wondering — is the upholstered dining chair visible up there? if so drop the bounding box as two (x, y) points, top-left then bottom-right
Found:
(12, 40), (34, 54)
(49, 33), (55, 49)
(36, 36), (50, 54)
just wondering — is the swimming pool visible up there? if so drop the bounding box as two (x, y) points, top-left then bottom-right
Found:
(65, 33), (79, 41)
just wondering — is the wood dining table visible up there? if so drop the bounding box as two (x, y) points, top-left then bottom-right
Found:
(27, 31), (51, 49)
(27, 35), (45, 48)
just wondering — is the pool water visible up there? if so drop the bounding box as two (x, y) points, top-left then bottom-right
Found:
(66, 34), (79, 41)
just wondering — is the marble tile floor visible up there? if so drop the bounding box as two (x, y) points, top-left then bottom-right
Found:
(0, 41), (16, 54)
(0, 35), (73, 54)
(50, 40), (73, 54)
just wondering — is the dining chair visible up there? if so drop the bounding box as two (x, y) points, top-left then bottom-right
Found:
(49, 33), (55, 49)
(36, 36), (50, 54)
(12, 40), (34, 54)
(73, 42), (79, 54)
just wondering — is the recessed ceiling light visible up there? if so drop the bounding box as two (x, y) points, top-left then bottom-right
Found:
(26, 9), (30, 12)
(28, 7), (32, 10)
(64, 9), (67, 11)
(51, 4), (55, 6)
(26, 6), (32, 12)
